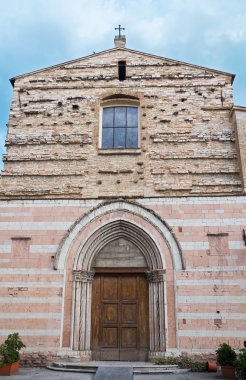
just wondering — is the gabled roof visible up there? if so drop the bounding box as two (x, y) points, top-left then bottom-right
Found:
(10, 46), (235, 86)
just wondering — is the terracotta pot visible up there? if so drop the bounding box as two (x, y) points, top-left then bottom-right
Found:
(207, 359), (217, 372)
(221, 365), (236, 379)
(0, 361), (20, 376)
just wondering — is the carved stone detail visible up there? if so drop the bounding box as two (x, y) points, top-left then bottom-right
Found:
(73, 270), (95, 283)
(146, 269), (166, 283)
(72, 271), (94, 353)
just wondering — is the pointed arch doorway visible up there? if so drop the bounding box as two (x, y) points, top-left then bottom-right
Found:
(71, 219), (170, 361)
(56, 201), (183, 361)
(91, 238), (149, 361)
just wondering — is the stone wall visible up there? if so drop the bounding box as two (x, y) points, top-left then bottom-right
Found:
(233, 106), (246, 192)
(0, 48), (242, 198)
(0, 45), (245, 361)
(0, 197), (245, 356)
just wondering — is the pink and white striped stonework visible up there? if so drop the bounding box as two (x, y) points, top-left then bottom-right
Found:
(0, 35), (246, 364)
(0, 198), (245, 362)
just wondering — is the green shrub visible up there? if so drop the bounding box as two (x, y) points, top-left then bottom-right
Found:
(235, 349), (246, 377)
(155, 355), (207, 372)
(0, 333), (25, 365)
(216, 343), (236, 366)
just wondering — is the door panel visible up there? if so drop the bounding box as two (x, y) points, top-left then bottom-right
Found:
(102, 276), (118, 299)
(102, 303), (118, 323)
(121, 327), (137, 348)
(91, 273), (149, 361)
(121, 276), (137, 299)
(91, 275), (100, 350)
(121, 303), (137, 323)
(102, 327), (118, 347)
(138, 275), (149, 349)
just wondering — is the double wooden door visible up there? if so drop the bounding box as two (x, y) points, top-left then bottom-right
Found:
(91, 273), (149, 361)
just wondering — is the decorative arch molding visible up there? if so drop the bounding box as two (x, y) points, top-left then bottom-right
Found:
(58, 200), (182, 359)
(100, 89), (141, 102)
(75, 219), (161, 271)
(102, 93), (139, 101)
(54, 200), (184, 271)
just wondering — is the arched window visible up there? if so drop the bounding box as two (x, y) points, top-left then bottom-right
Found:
(100, 97), (140, 149)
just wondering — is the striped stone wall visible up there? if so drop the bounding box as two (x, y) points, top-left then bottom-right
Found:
(0, 196), (245, 359)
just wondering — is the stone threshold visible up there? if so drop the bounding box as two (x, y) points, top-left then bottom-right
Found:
(47, 361), (190, 374)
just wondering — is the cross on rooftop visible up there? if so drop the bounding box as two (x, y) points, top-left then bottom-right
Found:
(115, 25), (125, 37)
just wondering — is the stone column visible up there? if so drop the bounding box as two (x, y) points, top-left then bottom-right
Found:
(73, 270), (94, 356)
(147, 269), (166, 359)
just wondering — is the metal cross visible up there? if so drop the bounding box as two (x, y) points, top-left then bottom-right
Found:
(115, 24), (125, 37)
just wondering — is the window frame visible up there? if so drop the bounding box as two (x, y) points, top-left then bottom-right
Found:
(99, 99), (140, 150)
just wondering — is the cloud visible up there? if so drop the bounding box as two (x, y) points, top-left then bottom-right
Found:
(0, 0), (123, 56)
(132, 17), (169, 47)
(205, 12), (246, 45)
(1, 0), (245, 56)
(43, 0), (123, 50)
(0, 0), (245, 171)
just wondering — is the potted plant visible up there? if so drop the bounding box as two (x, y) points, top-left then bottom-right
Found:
(216, 342), (237, 379)
(0, 333), (25, 376)
(235, 349), (246, 379)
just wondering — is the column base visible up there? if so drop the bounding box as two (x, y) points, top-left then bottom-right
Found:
(148, 351), (166, 361)
(149, 350), (180, 360)
(57, 349), (92, 361)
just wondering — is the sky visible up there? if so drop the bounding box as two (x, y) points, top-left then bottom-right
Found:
(0, 0), (246, 170)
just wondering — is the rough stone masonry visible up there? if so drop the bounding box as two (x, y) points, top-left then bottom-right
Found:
(1, 36), (245, 199)
(0, 35), (245, 365)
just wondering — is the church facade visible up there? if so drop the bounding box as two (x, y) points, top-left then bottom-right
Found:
(0, 35), (245, 363)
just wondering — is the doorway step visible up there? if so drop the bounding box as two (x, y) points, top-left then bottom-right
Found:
(47, 361), (190, 378)
(94, 366), (133, 380)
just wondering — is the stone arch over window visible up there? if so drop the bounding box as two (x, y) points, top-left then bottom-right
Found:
(56, 200), (183, 359)
(102, 94), (139, 101)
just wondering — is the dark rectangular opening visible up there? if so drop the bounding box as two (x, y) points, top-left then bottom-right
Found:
(118, 61), (126, 81)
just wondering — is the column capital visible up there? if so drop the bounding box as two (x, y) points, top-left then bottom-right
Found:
(146, 269), (166, 283)
(73, 270), (95, 283)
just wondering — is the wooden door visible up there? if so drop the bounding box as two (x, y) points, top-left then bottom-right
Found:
(91, 273), (149, 361)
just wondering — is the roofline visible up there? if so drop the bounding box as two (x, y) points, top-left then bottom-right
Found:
(232, 105), (246, 112)
(9, 46), (235, 86)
